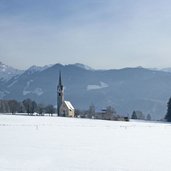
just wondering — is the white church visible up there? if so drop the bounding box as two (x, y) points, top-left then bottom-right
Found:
(57, 72), (75, 117)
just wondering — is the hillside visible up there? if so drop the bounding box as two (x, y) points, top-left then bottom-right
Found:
(1, 63), (171, 119)
(0, 62), (23, 80)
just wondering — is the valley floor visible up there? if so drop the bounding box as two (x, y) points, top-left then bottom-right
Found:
(0, 115), (171, 171)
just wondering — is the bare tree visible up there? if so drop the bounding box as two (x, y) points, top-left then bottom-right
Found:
(8, 100), (19, 114)
(103, 106), (116, 120)
(87, 104), (95, 118)
(23, 99), (32, 115)
(37, 104), (45, 116)
(45, 105), (55, 116)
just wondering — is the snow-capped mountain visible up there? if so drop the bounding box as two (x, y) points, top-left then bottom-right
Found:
(0, 62), (23, 80)
(24, 65), (53, 75)
(149, 67), (171, 73)
(1, 62), (171, 119)
(25, 64), (54, 75)
(161, 68), (171, 73)
(73, 63), (93, 70)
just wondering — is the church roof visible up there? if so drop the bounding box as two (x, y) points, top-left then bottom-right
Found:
(64, 101), (74, 110)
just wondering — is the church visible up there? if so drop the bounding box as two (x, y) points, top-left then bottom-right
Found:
(57, 72), (75, 117)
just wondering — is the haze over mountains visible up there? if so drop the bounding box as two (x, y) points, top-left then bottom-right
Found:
(1, 61), (171, 119)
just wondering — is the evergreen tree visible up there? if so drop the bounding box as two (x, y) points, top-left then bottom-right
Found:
(131, 111), (137, 119)
(146, 114), (151, 121)
(165, 97), (171, 122)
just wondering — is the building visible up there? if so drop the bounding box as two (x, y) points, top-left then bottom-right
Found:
(57, 72), (75, 117)
(60, 101), (75, 117)
(57, 71), (64, 115)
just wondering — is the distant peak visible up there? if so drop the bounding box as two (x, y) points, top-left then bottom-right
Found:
(136, 66), (144, 69)
(73, 63), (93, 70)
(27, 64), (54, 72)
(0, 61), (23, 80)
(0, 62), (15, 70)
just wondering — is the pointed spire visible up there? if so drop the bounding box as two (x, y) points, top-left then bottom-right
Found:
(59, 70), (62, 86)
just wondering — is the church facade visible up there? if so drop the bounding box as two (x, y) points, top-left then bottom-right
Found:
(57, 72), (75, 117)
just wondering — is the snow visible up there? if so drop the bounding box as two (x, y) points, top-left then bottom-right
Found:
(23, 80), (44, 96)
(26, 64), (53, 74)
(87, 81), (109, 91)
(33, 88), (44, 96)
(0, 62), (23, 80)
(23, 80), (33, 95)
(0, 115), (171, 171)
(64, 101), (74, 110)
(2, 68), (6, 72)
(74, 63), (93, 70)
(7, 80), (18, 88)
(0, 91), (9, 98)
(23, 88), (43, 96)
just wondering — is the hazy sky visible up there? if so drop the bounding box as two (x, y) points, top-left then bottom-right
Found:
(1, 0), (171, 69)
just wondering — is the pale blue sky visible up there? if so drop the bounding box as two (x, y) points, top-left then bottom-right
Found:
(1, 0), (171, 69)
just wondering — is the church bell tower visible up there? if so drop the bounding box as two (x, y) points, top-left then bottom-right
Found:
(57, 71), (64, 116)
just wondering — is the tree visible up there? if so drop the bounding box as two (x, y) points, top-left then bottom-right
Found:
(74, 109), (83, 118)
(3, 100), (10, 113)
(8, 100), (19, 114)
(0, 100), (7, 113)
(23, 99), (32, 115)
(30, 101), (37, 114)
(37, 104), (45, 116)
(45, 105), (55, 116)
(103, 106), (116, 120)
(87, 104), (95, 118)
(165, 97), (171, 122)
(18, 102), (26, 113)
(131, 110), (145, 120)
(146, 114), (151, 121)
(131, 111), (137, 119)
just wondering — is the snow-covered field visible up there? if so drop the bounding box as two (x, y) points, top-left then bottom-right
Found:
(0, 115), (171, 171)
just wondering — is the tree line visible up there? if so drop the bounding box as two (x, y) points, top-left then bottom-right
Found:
(131, 97), (171, 122)
(75, 104), (129, 121)
(131, 111), (152, 120)
(0, 99), (56, 115)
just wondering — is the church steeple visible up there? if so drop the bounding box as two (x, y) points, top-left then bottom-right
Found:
(57, 71), (64, 116)
(59, 71), (62, 87)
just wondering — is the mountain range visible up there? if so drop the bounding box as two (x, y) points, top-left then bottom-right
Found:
(1, 62), (171, 120)
(0, 62), (23, 80)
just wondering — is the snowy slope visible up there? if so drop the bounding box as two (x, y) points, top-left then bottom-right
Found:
(0, 62), (23, 80)
(0, 115), (171, 171)
(25, 64), (54, 74)
(4, 64), (171, 120)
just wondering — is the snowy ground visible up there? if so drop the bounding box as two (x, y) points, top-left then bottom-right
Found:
(0, 115), (171, 171)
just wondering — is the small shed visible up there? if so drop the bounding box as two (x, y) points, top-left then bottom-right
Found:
(60, 101), (75, 117)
